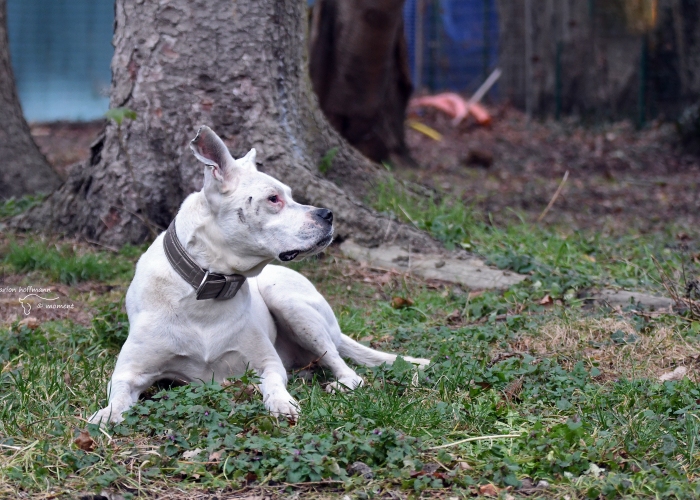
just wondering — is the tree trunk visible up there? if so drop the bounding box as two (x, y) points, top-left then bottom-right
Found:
(0, 0), (61, 199)
(309, 0), (413, 164)
(15, 0), (437, 252)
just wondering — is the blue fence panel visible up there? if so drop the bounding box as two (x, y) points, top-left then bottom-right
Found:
(405, 0), (499, 94)
(7, 0), (113, 122)
(6, 0), (497, 121)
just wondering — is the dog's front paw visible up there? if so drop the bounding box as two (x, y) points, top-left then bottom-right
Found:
(264, 394), (299, 421)
(326, 374), (364, 393)
(88, 405), (125, 426)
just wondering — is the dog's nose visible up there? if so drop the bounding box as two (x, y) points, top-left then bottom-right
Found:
(314, 208), (333, 225)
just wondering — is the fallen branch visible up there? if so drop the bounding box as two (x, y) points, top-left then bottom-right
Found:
(428, 433), (521, 450)
(292, 351), (327, 374)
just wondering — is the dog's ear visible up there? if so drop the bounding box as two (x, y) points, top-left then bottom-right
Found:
(190, 126), (237, 184)
(238, 148), (257, 170)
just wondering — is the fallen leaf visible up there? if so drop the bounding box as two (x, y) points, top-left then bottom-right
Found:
(64, 371), (72, 386)
(74, 430), (95, 452)
(347, 461), (374, 479)
(539, 294), (553, 305)
(659, 366), (688, 382)
(18, 317), (40, 329)
(391, 296), (414, 309)
(376, 272), (394, 285)
(478, 484), (500, 497)
(209, 449), (224, 462)
(503, 377), (524, 402)
(181, 448), (203, 460)
(446, 309), (461, 324)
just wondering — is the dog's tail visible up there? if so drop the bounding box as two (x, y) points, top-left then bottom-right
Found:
(338, 334), (430, 368)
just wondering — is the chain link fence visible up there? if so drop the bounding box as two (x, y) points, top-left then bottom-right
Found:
(7, 0), (699, 123)
(406, 0), (700, 123)
(403, 0), (499, 97)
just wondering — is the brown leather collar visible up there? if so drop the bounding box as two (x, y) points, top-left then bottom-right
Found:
(163, 219), (246, 300)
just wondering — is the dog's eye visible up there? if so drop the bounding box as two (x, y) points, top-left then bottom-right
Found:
(268, 195), (279, 203)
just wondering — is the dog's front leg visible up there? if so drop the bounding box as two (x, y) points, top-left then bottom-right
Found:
(251, 348), (299, 420)
(88, 339), (161, 426)
(89, 376), (153, 425)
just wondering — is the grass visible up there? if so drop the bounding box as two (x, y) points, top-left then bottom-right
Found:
(2, 237), (137, 285)
(0, 194), (46, 220)
(1, 190), (700, 498)
(373, 178), (695, 298)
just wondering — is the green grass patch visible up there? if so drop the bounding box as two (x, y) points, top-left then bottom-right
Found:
(1, 238), (138, 284)
(1, 186), (699, 497)
(0, 194), (46, 219)
(372, 178), (695, 299)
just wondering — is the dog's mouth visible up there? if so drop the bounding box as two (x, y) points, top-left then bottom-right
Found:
(278, 250), (299, 262)
(278, 234), (333, 262)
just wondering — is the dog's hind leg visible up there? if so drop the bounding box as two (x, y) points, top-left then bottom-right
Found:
(257, 266), (430, 391)
(273, 304), (364, 392)
(257, 268), (364, 391)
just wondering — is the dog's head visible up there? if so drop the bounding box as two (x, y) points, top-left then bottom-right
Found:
(189, 126), (334, 272)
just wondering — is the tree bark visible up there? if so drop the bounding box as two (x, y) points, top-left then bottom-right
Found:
(15, 0), (438, 252)
(0, 0), (61, 199)
(309, 0), (412, 164)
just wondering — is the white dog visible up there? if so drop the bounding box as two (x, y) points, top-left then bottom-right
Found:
(89, 126), (429, 425)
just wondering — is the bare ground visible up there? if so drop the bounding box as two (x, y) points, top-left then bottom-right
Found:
(403, 106), (700, 235)
(29, 111), (700, 238)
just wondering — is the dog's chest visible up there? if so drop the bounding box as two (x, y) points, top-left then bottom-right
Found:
(163, 287), (276, 377)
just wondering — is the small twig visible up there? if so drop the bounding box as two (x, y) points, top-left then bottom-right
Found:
(397, 204), (421, 230)
(82, 237), (120, 253)
(652, 256), (700, 319)
(292, 351), (327, 374)
(428, 433), (521, 450)
(383, 218), (393, 242)
(537, 170), (569, 223)
(0, 443), (22, 450)
(461, 293), (471, 321)
(111, 204), (165, 234)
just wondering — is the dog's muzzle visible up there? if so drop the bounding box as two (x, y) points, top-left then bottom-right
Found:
(314, 208), (333, 225)
(278, 231), (333, 262)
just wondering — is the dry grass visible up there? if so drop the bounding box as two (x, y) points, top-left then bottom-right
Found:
(510, 316), (700, 381)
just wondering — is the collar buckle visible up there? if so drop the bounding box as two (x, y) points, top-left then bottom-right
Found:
(164, 219), (246, 301)
(195, 270), (210, 299)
